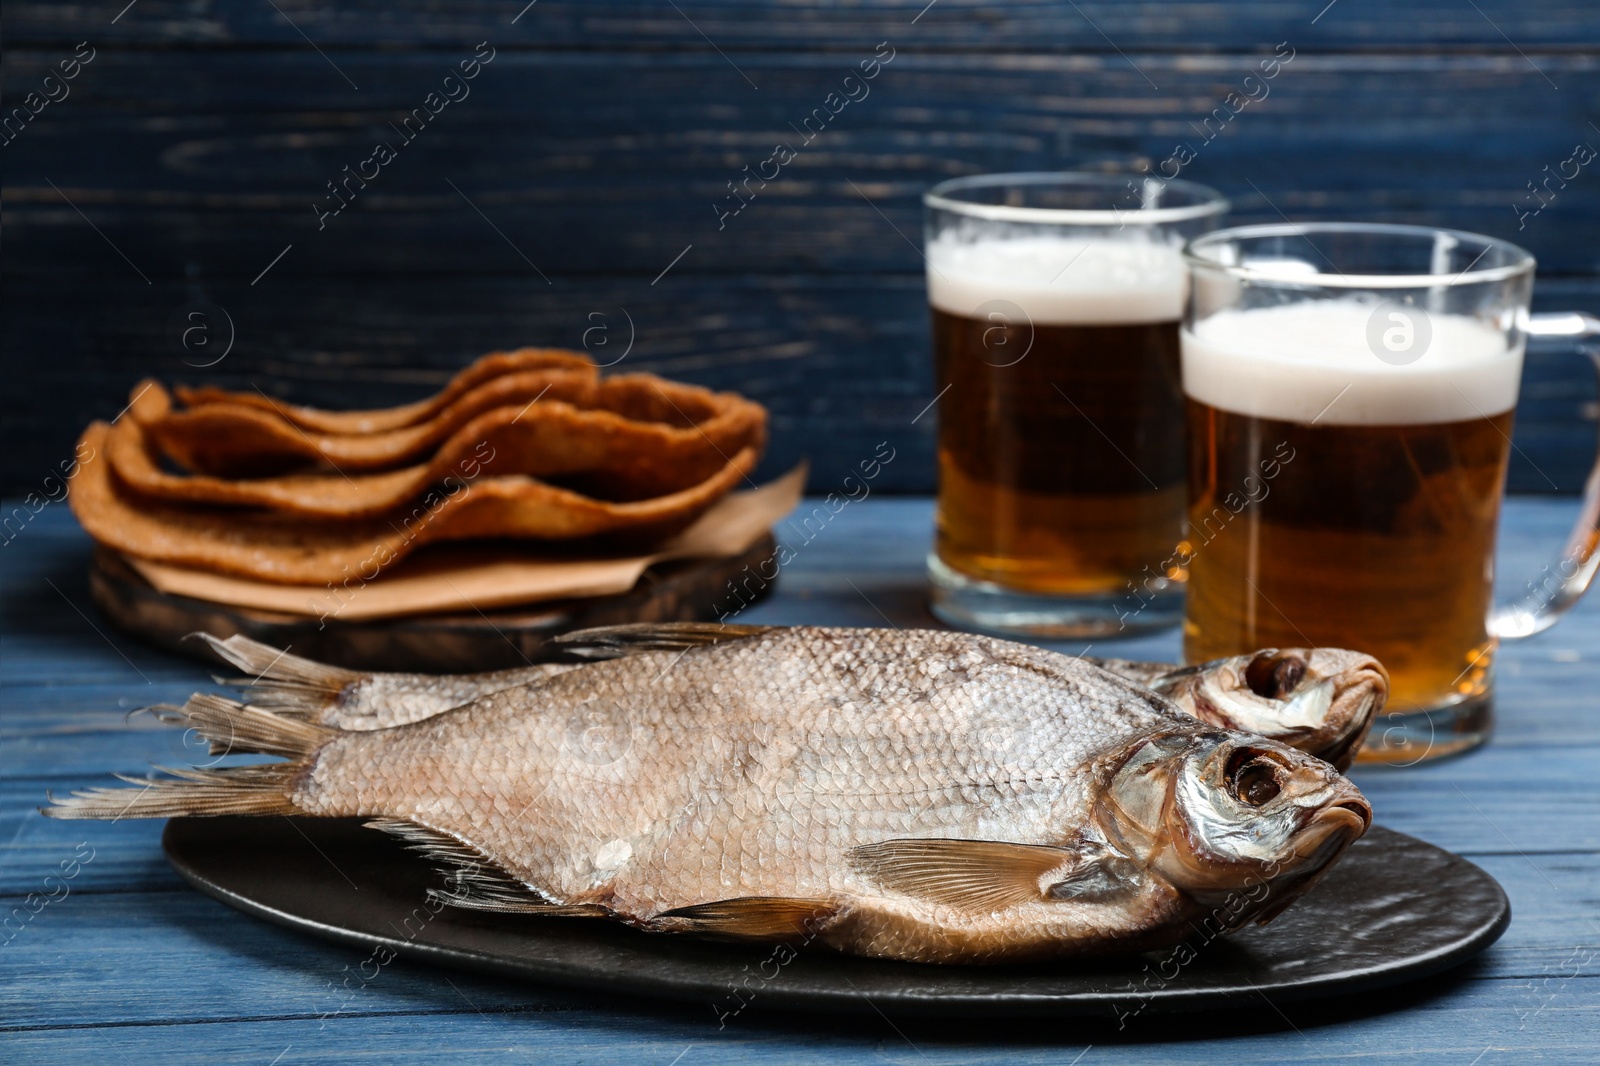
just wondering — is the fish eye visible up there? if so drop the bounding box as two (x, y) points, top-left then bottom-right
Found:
(1227, 749), (1286, 806)
(1244, 652), (1307, 700)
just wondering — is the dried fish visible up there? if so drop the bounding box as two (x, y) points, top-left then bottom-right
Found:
(48, 625), (1372, 964)
(1091, 650), (1387, 770)
(204, 632), (1385, 769)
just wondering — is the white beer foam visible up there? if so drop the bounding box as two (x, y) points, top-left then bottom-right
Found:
(1182, 300), (1522, 425)
(926, 236), (1186, 325)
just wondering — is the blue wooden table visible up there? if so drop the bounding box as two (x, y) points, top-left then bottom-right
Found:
(2, 495), (1596, 1063)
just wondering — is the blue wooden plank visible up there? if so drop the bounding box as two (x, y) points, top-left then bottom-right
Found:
(3, 276), (1593, 499)
(6, 0), (1600, 49)
(1, 896), (1597, 1062)
(0, 852), (1595, 1027)
(5, 52), (1599, 279)
(18, 273), (1593, 492)
(2, 495), (1596, 1059)
(0, 992), (1594, 1065)
(0, 783), (174, 897)
(4, 46), (1599, 494)
(0, 280), (1593, 499)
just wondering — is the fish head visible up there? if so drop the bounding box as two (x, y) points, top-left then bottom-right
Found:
(1096, 730), (1372, 929)
(1161, 648), (1389, 771)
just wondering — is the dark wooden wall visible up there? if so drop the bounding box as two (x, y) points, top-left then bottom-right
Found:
(4, 1), (1599, 495)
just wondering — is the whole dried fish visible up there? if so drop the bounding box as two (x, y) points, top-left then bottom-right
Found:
(1090, 650), (1387, 771)
(47, 625), (1372, 964)
(198, 633), (577, 731)
(201, 632), (1386, 767)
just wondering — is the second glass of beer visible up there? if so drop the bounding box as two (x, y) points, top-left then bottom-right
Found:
(1181, 222), (1600, 762)
(924, 172), (1229, 636)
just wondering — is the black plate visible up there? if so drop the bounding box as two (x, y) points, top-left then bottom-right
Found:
(163, 818), (1509, 1019)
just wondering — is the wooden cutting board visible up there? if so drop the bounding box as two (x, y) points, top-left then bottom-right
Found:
(88, 535), (777, 672)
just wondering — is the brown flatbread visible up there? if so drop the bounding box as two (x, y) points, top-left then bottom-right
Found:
(172, 348), (594, 435)
(142, 368), (601, 478)
(123, 466), (807, 620)
(109, 377), (767, 518)
(68, 422), (760, 585)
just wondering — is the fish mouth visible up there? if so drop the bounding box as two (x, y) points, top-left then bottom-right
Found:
(1315, 658), (1389, 771)
(1291, 794), (1372, 860)
(1329, 798), (1373, 833)
(1241, 793), (1372, 927)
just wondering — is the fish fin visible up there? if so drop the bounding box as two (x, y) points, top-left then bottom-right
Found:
(362, 818), (597, 916)
(41, 696), (332, 820)
(190, 633), (362, 720)
(650, 896), (836, 940)
(149, 693), (335, 759)
(850, 838), (1133, 912)
(41, 764), (304, 820)
(1086, 656), (1189, 690)
(552, 622), (773, 660)
(450, 900), (614, 917)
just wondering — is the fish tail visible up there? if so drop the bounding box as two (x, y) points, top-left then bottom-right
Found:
(42, 765), (304, 820)
(192, 632), (360, 719)
(152, 693), (336, 758)
(41, 694), (333, 821)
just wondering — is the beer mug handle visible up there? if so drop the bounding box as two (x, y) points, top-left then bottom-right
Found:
(1489, 312), (1600, 640)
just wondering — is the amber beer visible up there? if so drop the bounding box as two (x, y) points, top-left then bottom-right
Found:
(930, 238), (1189, 598)
(1181, 301), (1521, 723)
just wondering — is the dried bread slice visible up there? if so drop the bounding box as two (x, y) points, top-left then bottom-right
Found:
(141, 368), (601, 477)
(172, 348), (594, 435)
(68, 421), (759, 585)
(109, 376), (767, 518)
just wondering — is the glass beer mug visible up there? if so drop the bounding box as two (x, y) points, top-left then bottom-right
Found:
(924, 172), (1229, 636)
(1180, 222), (1600, 762)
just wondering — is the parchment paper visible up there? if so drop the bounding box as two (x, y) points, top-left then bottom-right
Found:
(125, 465), (804, 621)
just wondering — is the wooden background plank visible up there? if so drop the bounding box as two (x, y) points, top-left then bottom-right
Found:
(3, 1), (1598, 497)
(3, 277), (1595, 497)
(6, 0), (1600, 50)
(6, 53), (1600, 278)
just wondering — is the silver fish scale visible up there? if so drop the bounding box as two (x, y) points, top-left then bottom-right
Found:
(330, 665), (575, 729)
(293, 627), (1188, 917)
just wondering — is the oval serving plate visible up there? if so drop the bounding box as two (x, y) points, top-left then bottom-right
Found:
(163, 817), (1508, 1019)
